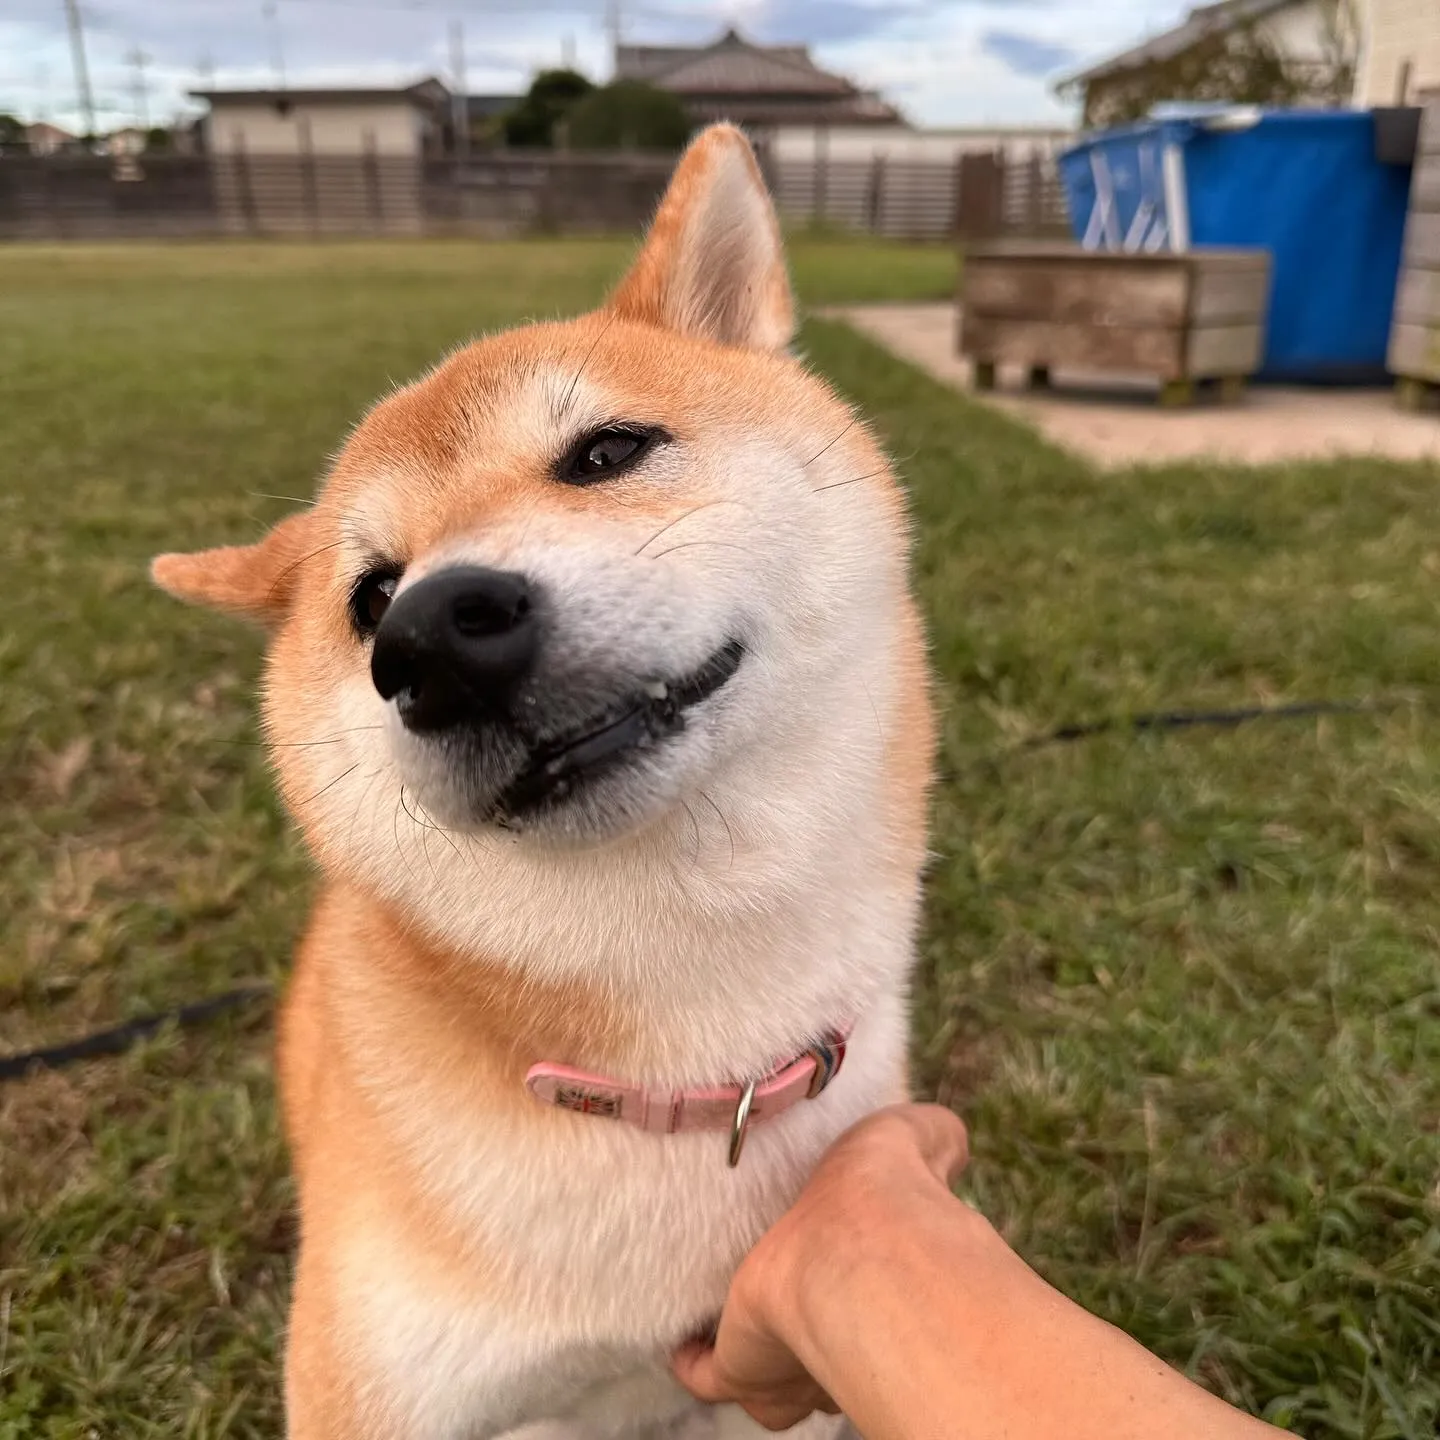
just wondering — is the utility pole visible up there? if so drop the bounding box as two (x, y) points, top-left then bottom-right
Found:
(35, 62), (52, 125)
(262, 0), (287, 91)
(62, 0), (97, 141)
(127, 47), (151, 130)
(605, 0), (622, 75)
(449, 18), (468, 162)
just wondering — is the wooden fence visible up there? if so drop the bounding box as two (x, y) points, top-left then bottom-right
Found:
(772, 147), (1069, 242)
(0, 147), (1070, 243)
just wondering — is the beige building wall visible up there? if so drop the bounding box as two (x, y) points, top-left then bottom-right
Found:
(206, 101), (426, 235)
(208, 101), (425, 156)
(1356, 0), (1440, 104)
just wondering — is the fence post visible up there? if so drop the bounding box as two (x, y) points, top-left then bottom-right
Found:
(751, 135), (778, 196)
(41, 159), (60, 240)
(299, 116), (320, 235)
(953, 150), (1002, 243)
(951, 151), (965, 241)
(1026, 147), (1044, 235)
(813, 124), (829, 229)
(363, 127), (384, 232)
(866, 152), (886, 235)
(233, 134), (258, 235)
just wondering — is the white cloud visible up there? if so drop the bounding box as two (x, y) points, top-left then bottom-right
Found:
(814, 0), (1187, 127)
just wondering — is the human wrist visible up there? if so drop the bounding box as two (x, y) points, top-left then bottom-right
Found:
(774, 1164), (989, 1389)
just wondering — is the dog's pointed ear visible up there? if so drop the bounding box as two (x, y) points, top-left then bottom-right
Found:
(609, 124), (794, 351)
(151, 509), (317, 627)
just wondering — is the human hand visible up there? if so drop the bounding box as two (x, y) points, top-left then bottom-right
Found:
(671, 1103), (970, 1430)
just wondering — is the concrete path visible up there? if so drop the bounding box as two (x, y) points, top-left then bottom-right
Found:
(825, 303), (1440, 469)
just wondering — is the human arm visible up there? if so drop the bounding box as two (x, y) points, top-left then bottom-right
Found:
(673, 1105), (1280, 1440)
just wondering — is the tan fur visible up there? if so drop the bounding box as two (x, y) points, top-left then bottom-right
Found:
(610, 127), (793, 350)
(155, 124), (933, 1440)
(153, 509), (317, 627)
(279, 887), (634, 1434)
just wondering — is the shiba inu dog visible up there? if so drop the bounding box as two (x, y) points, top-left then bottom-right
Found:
(153, 125), (933, 1439)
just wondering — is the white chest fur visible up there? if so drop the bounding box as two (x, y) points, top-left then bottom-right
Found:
(332, 986), (909, 1440)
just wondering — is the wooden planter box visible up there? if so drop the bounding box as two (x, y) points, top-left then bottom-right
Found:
(1391, 105), (1440, 408)
(958, 242), (1272, 406)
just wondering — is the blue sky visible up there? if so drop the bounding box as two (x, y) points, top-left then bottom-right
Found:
(0, 0), (1189, 133)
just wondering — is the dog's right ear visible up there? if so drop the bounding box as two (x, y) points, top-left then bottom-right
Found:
(151, 509), (316, 628)
(609, 123), (793, 351)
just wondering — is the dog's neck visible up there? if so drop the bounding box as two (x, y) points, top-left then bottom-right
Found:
(319, 789), (908, 1110)
(317, 648), (927, 1101)
(336, 712), (902, 1058)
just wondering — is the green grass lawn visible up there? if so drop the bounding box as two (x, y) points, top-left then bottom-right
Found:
(1, 238), (1437, 1439)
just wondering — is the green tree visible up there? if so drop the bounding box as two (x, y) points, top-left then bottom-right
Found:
(565, 80), (691, 151)
(502, 69), (593, 148)
(0, 113), (26, 154)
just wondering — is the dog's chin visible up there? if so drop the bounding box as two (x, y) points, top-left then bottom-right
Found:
(400, 639), (746, 846)
(486, 744), (710, 845)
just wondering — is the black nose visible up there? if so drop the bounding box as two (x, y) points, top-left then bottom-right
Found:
(371, 567), (538, 733)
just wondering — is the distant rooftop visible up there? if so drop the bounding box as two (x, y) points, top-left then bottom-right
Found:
(189, 78), (450, 108)
(615, 27), (900, 124)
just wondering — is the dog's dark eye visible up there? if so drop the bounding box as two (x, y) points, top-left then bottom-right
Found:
(565, 428), (654, 485)
(350, 568), (400, 636)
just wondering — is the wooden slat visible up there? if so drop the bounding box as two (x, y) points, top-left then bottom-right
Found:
(1389, 321), (1440, 381)
(1406, 212), (1440, 266)
(1394, 266), (1440, 324)
(1187, 324), (1265, 377)
(964, 260), (1189, 325)
(963, 250), (1268, 328)
(1421, 104), (1440, 157)
(960, 316), (1186, 379)
(1191, 263), (1271, 325)
(1411, 152), (1440, 211)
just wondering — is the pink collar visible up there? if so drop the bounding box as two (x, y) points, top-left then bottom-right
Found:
(525, 1028), (850, 1167)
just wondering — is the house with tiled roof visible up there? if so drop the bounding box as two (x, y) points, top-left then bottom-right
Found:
(614, 28), (901, 134)
(1056, 0), (1357, 127)
(24, 121), (76, 155)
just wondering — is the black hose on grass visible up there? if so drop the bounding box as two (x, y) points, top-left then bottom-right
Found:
(1018, 698), (1397, 750)
(0, 985), (273, 1082)
(0, 696), (1408, 1084)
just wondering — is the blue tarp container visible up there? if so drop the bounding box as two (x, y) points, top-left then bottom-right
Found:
(1058, 111), (1413, 382)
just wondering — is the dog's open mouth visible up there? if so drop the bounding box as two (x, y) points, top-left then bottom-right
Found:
(494, 639), (745, 817)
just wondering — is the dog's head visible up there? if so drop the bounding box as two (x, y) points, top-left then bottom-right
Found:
(154, 127), (907, 912)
